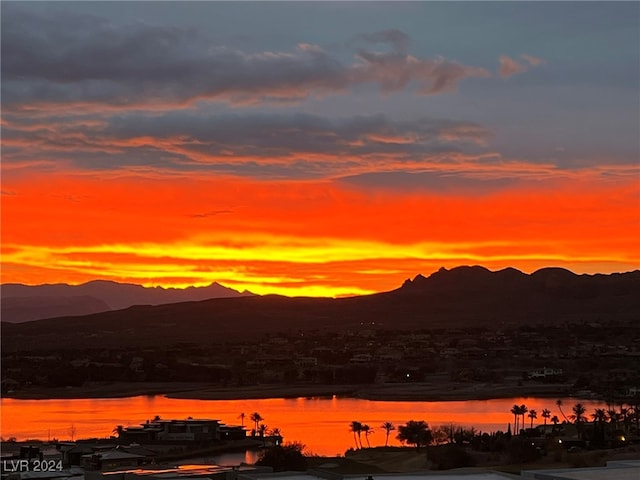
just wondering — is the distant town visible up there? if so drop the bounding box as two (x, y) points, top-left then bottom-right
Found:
(3, 321), (639, 401)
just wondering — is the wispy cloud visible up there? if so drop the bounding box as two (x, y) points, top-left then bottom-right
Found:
(189, 210), (234, 218)
(1, 111), (493, 178)
(499, 54), (546, 78)
(521, 54), (545, 67)
(351, 29), (412, 54)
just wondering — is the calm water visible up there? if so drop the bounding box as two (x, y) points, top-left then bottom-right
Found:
(0, 396), (605, 456)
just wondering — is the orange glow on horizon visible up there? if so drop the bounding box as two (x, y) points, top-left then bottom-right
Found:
(2, 167), (638, 296)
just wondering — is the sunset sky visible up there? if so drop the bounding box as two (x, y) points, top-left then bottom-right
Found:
(2, 1), (639, 297)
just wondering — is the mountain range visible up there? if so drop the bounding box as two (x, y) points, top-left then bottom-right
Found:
(2, 266), (639, 351)
(1, 280), (253, 323)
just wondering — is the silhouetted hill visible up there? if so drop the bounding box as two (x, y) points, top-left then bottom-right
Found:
(1, 295), (111, 323)
(1, 280), (253, 323)
(3, 266), (639, 350)
(402, 266), (530, 292)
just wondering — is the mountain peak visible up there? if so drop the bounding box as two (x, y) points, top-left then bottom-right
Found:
(400, 265), (540, 294)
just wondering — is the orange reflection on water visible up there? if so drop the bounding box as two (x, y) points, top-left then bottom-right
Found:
(0, 396), (606, 456)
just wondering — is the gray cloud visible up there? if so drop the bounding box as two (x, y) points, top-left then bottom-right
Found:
(102, 112), (493, 165)
(1, 6), (490, 109)
(106, 110), (489, 142)
(2, 111), (492, 177)
(351, 50), (490, 94)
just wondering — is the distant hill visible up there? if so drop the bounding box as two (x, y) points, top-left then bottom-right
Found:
(2, 266), (639, 350)
(0, 280), (253, 323)
(1, 295), (112, 323)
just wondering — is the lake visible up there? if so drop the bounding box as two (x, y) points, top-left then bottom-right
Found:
(0, 395), (605, 456)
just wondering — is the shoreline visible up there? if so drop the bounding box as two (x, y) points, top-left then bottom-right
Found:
(1, 380), (597, 402)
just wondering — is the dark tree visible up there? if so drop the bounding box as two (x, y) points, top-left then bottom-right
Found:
(396, 420), (432, 451)
(510, 405), (520, 432)
(556, 399), (569, 422)
(349, 421), (363, 449)
(528, 409), (537, 429)
(381, 422), (395, 447)
(362, 424), (372, 448)
(256, 442), (307, 471)
(541, 409), (551, 426)
(519, 404), (528, 433)
(250, 412), (263, 435)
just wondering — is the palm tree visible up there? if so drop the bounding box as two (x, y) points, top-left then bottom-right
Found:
(607, 408), (621, 428)
(258, 424), (267, 437)
(620, 405), (632, 433)
(238, 412), (246, 427)
(362, 424), (372, 448)
(112, 425), (124, 438)
(349, 421), (363, 449)
(396, 420), (432, 452)
(592, 408), (608, 445)
(256, 423), (267, 447)
(250, 412), (263, 435)
(620, 407), (629, 434)
(381, 422), (395, 447)
(628, 402), (640, 433)
(520, 404), (528, 433)
(551, 415), (560, 432)
(541, 409), (551, 426)
(571, 403), (586, 424)
(556, 399), (569, 422)
(528, 409), (537, 429)
(592, 408), (607, 424)
(510, 405), (520, 433)
(572, 403), (587, 438)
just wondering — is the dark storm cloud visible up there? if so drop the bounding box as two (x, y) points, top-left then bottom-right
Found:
(1, 6), (489, 109)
